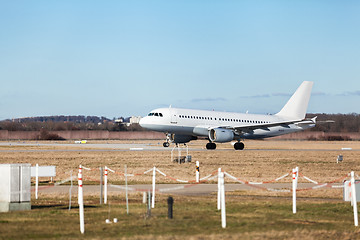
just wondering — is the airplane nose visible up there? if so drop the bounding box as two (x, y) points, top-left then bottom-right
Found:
(139, 117), (147, 128)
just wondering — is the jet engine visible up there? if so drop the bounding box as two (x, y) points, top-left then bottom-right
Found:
(170, 134), (197, 144)
(209, 128), (234, 143)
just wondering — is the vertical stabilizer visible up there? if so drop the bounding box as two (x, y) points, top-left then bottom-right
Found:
(276, 81), (313, 120)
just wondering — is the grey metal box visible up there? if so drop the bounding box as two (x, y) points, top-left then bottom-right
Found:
(0, 164), (31, 212)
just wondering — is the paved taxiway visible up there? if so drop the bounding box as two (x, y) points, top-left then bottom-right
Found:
(35, 183), (340, 197)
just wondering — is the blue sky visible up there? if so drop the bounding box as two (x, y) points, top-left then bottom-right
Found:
(1, 1), (359, 120)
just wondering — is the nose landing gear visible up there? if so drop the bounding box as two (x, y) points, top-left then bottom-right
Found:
(163, 134), (171, 147)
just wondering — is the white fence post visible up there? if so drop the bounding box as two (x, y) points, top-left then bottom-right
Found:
(35, 163), (39, 200)
(220, 171), (226, 228)
(104, 166), (108, 204)
(152, 166), (156, 208)
(69, 170), (73, 211)
(217, 168), (221, 210)
(125, 165), (129, 214)
(78, 165), (85, 234)
(351, 171), (358, 226)
(292, 167), (298, 214)
(196, 161), (200, 183)
(143, 192), (147, 204)
(100, 167), (103, 205)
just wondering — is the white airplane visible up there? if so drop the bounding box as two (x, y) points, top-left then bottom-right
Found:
(139, 81), (316, 150)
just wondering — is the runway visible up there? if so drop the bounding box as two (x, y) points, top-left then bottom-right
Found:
(0, 141), (357, 152)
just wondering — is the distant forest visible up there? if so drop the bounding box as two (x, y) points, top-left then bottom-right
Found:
(0, 113), (359, 132)
(0, 115), (142, 131)
(306, 113), (360, 132)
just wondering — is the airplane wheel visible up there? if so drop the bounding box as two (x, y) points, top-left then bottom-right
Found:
(234, 142), (244, 150)
(206, 142), (216, 150)
(163, 142), (170, 147)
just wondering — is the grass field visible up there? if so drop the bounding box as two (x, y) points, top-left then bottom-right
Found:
(1, 194), (360, 239)
(0, 140), (360, 239)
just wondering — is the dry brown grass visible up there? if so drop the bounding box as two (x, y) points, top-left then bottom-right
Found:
(1, 140), (358, 184)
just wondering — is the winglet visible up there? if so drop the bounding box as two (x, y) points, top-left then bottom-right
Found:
(311, 116), (317, 123)
(276, 81), (313, 120)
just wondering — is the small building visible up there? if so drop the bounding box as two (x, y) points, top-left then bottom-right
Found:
(114, 118), (124, 124)
(129, 116), (142, 125)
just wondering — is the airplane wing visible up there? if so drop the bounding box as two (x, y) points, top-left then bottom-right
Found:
(231, 121), (299, 135)
(217, 117), (317, 135)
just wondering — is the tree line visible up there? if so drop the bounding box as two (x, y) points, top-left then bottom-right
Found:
(0, 115), (143, 132)
(306, 113), (360, 132)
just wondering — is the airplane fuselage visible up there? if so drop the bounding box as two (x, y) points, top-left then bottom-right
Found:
(139, 81), (316, 150)
(140, 107), (314, 140)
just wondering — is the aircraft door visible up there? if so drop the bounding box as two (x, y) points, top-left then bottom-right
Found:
(170, 108), (178, 124)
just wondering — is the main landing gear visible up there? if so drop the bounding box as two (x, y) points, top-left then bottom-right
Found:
(163, 142), (170, 147)
(234, 142), (245, 150)
(206, 141), (245, 150)
(206, 142), (216, 150)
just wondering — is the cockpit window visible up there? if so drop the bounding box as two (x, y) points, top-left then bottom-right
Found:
(148, 112), (163, 117)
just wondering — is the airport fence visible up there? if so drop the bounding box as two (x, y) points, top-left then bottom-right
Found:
(31, 163), (360, 234)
